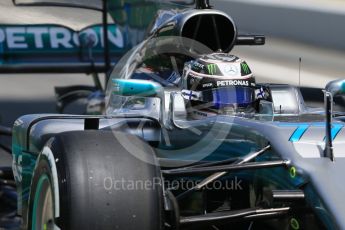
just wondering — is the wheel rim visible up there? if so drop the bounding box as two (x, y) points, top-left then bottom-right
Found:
(32, 174), (56, 230)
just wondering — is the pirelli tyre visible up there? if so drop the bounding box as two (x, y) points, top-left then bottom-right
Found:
(28, 130), (164, 230)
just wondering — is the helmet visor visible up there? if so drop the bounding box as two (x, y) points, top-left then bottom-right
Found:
(201, 86), (254, 109)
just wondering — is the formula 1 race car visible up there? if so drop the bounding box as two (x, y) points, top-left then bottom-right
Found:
(7, 0), (345, 230)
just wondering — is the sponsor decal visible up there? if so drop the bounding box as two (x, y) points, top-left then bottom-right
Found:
(182, 89), (201, 101)
(241, 62), (251, 75)
(223, 65), (239, 76)
(0, 24), (124, 51)
(289, 166), (297, 178)
(207, 63), (217, 75)
(256, 87), (266, 99)
(193, 62), (204, 69)
(217, 80), (249, 87)
(202, 83), (213, 88)
(290, 218), (300, 230)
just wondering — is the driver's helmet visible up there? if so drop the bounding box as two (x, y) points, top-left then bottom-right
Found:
(181, 53), (256, 119)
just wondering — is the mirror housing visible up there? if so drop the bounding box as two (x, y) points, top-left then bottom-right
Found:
(325, 79), (345, 97)
(324, 79), (345, 161)
(112, 79), (165, 123)
(112, 79), (164, 98)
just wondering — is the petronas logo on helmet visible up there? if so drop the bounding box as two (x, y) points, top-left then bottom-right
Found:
(207, 64), (217, 75)
(241, 63), (250, 74)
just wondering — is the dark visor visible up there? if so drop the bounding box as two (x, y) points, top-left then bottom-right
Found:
(201, 87), (254, 109)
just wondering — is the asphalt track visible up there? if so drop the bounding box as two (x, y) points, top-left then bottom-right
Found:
(0, 0), (345, 167)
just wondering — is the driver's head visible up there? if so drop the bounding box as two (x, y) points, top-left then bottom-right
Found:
(181, 53), (256, 119)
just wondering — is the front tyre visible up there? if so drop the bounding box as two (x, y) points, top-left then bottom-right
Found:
(28, 130), (163, 230)
(29, 156), (56, 230)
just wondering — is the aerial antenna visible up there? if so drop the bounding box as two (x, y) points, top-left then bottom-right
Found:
(298, 57), (302, 87)
(196, 0), (212, 9)
(103, 0), (110, 73)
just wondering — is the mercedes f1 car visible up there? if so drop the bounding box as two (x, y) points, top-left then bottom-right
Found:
(4, 0), (345, 229)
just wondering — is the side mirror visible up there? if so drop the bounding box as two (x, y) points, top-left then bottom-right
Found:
(325, 79), (345, 97)
(112, 79), (165, 123)
(324, 79), (345, 161)
(112, 79), (164, 98)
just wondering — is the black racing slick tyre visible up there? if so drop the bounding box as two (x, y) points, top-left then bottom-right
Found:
(28, 130), (163, 230)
